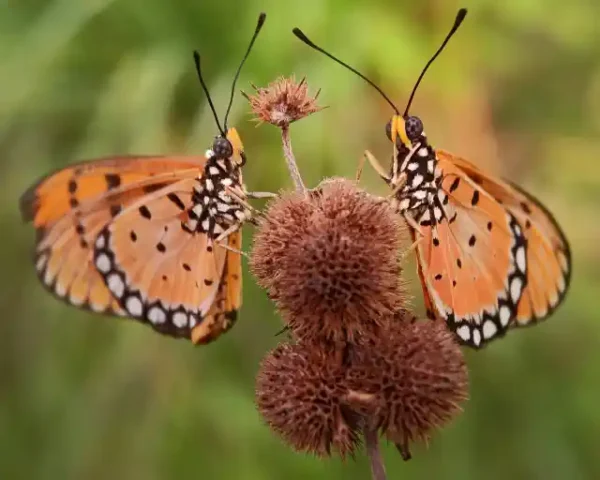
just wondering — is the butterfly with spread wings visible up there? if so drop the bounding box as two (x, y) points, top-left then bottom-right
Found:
(294, 8), (571, 348)
(20, 13), (271, 345)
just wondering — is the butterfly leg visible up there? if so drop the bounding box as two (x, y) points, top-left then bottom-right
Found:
(401, 236), (423, 260)
(225, 186), (261, 217)
(364, 150), (392, 181)
(215, 222), (249, 258)
(388, 173), (407, 199)
(246, 191), (277, 199)
(404, 213), (424, 237)
(355, 154), (366, 183)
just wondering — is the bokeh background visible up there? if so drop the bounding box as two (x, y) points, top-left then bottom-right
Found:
(2, 0), (599, 479)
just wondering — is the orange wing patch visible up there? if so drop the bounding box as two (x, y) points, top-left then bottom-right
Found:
(437, 150), (571, 327)
(415, 158), (528, 348)
(191, 231), (243, 344)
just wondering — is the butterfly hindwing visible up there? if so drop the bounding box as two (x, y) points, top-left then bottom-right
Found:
(437, 150), (571, 326)
(191, 231), (243, 344)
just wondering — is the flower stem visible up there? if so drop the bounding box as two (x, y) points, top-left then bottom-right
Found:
(364, 426), (387, 480)
(280, 125), (305, 193)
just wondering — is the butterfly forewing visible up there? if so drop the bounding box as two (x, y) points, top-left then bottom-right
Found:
(24, 156), (206, 316)
(437, 150), (571, 326)
(413, 158), (527, 347)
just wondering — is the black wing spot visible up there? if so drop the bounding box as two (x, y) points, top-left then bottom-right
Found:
(143, 183), (168, 194)
(206, 245), (213, 252)
(105, 174), (121, 190)
(469, 235), (476, 247)
(449, 212), (457, 224)
(167, 193), (186, 211)
(69, 198), (79, 208)
(68, 179), (77, 193)
(130, 231), (137, 242)
(452, 280), (457, 287)
(75, 223), (85, 235)
(110, 204), (122, 217)
(80, 238), (88, 248)
(449, 177), (460, 192)
(162, 275), (168, 281)
(183, 263), (191, 271)
(433, 238), (440, 247)
(139, 205), (152, 219)
(521, 202), (532, 214)
(204, 279), (214, 286)
(471, 190), (480, 206)
(457, 258), (462, 268)
(487, 221), (493, 231)
(525, 219), (532, 229)
(156, 242), (166, 253)
(434, 273), (443, 281)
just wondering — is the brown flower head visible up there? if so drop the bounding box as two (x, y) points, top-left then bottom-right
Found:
(243, 76), (323, 127)
(255, 343), (360, 457)
(250, 178), (407, 345)
(344, 316), (469, 460)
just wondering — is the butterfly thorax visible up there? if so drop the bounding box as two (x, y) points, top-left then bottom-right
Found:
(391, 135), (445, 226)
(184, 154), (249, 239)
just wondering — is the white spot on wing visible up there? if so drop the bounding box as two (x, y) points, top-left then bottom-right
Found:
(472, 329), (481, 346)
(173, 312), (188, 328)
(510, 277), (523, 303)
(95, 234), (105, 249)
(55, 281), (67, 297)
(557, 274), (566, 294)
(36, 254), (48, 272)
(95, 253), (111, 273)
(457, 325), (470, 341)
(516, 247), (526, 272)
(418, 147), (428, 157)
(126, 296), (143, 317)
(205, 179), (214, 191)
(483, 320), (498, 339)
(107, 273), (124, 298)
(209, 167), (219, 175)
(499, 305), (511, 326)
(148, 306), (166, 324)
(205, 149), (214, 158)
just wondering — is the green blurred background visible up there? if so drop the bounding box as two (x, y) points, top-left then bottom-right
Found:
(2, 0), (599, 478)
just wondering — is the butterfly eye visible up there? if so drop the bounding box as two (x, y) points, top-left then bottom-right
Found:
(405, 116), (424, 141)
(212, 137), (234, 159)
(385, 120), (393, 141)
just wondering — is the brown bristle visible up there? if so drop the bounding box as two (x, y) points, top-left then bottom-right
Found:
(255, 343), (361, 458)
(250, 178), (408, 345)
(345, 318), (469, 458)
(243, 76), (323, 127)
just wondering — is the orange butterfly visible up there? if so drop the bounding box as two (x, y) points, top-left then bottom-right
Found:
(20, 13), (270, 345)
(294, 8), (571, 348)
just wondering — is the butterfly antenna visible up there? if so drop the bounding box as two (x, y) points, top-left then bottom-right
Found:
(403, 8), (467, 116)
(193, 51), (226, 137)
(223, 12), (267, 131)
(292, 28), (400, 114)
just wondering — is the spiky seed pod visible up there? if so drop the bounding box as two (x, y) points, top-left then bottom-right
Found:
(250, 178), (408, 345)
(344, 318), (469, 460)
(243, 76), (323, 127)
(255, 343), (360, 457)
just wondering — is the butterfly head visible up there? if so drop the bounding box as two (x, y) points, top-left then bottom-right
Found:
(386, 115), (425, 149)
